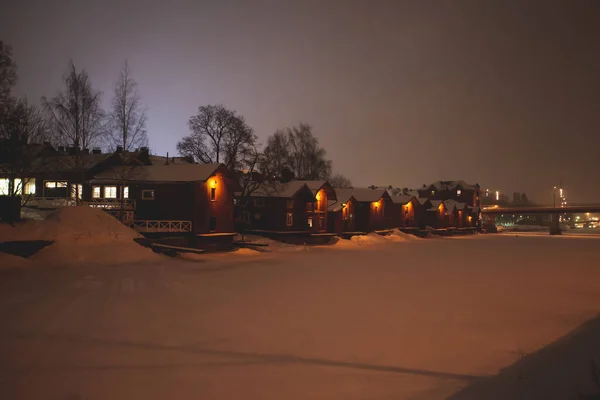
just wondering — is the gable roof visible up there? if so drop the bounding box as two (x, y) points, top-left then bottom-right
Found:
(327, 190), (357, 212)
(390, 194), (414, 205)
(427, 200), (444, 211)
(251, 181), (310, 198)
(92, 163), (222, 183)
(333, 187), (388, 203)
(295, 180), (328, 194)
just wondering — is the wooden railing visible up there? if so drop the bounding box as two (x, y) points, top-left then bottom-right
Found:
(132, 220), (192, 233)
(23, 197), (77, 209)
(105, 210), (135, 224)
(83, 198), (136, 210)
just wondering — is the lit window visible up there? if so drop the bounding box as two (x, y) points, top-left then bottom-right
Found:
(457, 189), (462, 196)
(431, 190), (435, 195)
(45, 181), (56, 188)
(104, 186), (117, 199)
(210, 187), (216, 201)
(287, 199), (293, 209)
(286, 212), (293, 226)
(307, 216), (313, 228)
(142, 190), (154, 200)
(24, 178), (36, 195)
(0, 179), (9, 195)
(70, 184), (82, 199)
(123, 186), (129, 199)
(56, 181), (67, 188)
(13, 178), (22, 195)
(92, 186), (101, 199)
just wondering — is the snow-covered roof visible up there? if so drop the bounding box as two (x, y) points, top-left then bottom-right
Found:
(390, 194), (414, 205)
(93, 163), (222, 183)
(417, 197), (430, 205)
(427, 200), (443, 211)
(149, 155), (192, 165)
(334, 187), (387, 203)
(327, 191), (357, 212)
(251, 181), (309, 198)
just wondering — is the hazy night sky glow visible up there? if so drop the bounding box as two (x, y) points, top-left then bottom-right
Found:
(2, 0), (599, 202)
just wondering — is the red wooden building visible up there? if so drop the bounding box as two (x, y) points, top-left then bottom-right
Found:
(91, 163), (239, 243)
(327, 191), (358, 234)
(389, 194), (420, 227)
(242, 180), (336, 234)
(333, 187), (393, 232)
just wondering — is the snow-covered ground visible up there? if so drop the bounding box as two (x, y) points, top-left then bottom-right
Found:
(1, 234), (600, 399)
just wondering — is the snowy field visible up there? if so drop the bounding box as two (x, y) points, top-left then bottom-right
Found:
(1, 234), (600, 399)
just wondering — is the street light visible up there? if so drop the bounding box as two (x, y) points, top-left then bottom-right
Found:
(553, 186), (557, 208)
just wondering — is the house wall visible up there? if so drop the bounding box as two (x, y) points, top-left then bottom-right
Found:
(328, 198), (357, 234)
(194, 172), (235, 234)
(401, 201), (417, 227)
(131, 183), (195, 222)
(311, 188), (328, 232)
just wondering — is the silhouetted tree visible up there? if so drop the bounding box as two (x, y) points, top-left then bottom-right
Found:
(0, 41), (17, 110)
(261, 123), (331, 180)
(0, 97), (47, 197)
(107, 61), (147, 153)
(177, 104), (256, 171)
(330, 173), (352, 188)
(42, 61), (105, 150)
(42, 61), (106, 201)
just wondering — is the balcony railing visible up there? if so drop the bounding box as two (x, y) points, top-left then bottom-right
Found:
(104, 210), (135, 224)
(23, 197), (77, 209)
(83, 198), (136, 210)
(132, 220), (192, 233)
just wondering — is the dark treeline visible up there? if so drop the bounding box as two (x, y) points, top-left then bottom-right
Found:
(0, 40), (351, 198)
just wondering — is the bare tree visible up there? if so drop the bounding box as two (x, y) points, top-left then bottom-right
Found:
(261, 123), (332, 181)
(0, 97), (47, 198)
(42, 61), (106, 201)
(102, 61), (149, 222)
(260, 130), (290, 180)
(177, 104), (257, 171)
(42, 61), (105, 150)
(0, 41), (17, 110)
(329, 173), (352, 188)
(107, 61), (148, 152)
(234, 144), (263, 239)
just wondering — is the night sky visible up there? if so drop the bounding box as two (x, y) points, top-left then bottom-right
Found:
(2, 0), (599, 202)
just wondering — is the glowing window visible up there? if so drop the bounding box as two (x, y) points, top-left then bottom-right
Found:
(92, 186), (101, 199)
(307, 217), (313, 228)
(286, 212), (293, 226)
(0, 179), (9, 195)
(210, 187), (216, 201)
(56, 181), (67, 188)
(123, 186), (129, 199)
(142, 190), (155, 200)
(457, 189), (462, 196)
(104, 186), (117, 199)
(45, 181), (56, 188)
(24, 178), (36, 195)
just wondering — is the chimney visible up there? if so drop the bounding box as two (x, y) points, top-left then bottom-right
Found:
(116, 146), (123, 153)
(166, 152), (169, 165)
(139, 147), (150, 164)
(92, 148), (101, 155)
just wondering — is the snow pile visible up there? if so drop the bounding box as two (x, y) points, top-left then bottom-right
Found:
(390, 229), (420, 241)
(0, 253), (30, 269)
(0, 206), (162, 267)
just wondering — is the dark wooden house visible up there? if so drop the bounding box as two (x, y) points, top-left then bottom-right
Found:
(333, 188), (393, 232)
(327, 190), (358, 234)
(389, 194), (420, 227)
(91, 163), (238, 240)
(241, 180), (336, 234)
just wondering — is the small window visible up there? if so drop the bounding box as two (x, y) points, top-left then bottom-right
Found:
(307, 217), (313, 228)
(287, 199), (293, 209)
(104, 186), (117, 199)
(92, 186), (101, 199)
(57, 181), (67, 188)
(142, 190), (155, 200)
(210, 216), (217, 231)
(253, 198), (265, 207)
(45, 181), (56, 188)
(24, 178), (36, 195)
(0, 178), (9, 195)
(286, 212), (293, 226)
(123, 186), (129, 199)
(210, 187), (216, 201)
(456, 189), (462, 196)
(431, 190), (435, 195)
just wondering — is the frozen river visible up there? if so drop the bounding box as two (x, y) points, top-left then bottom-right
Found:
(1, 234), (600, 399)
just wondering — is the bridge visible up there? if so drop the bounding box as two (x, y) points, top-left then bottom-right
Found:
(480, 204), (600, 234)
